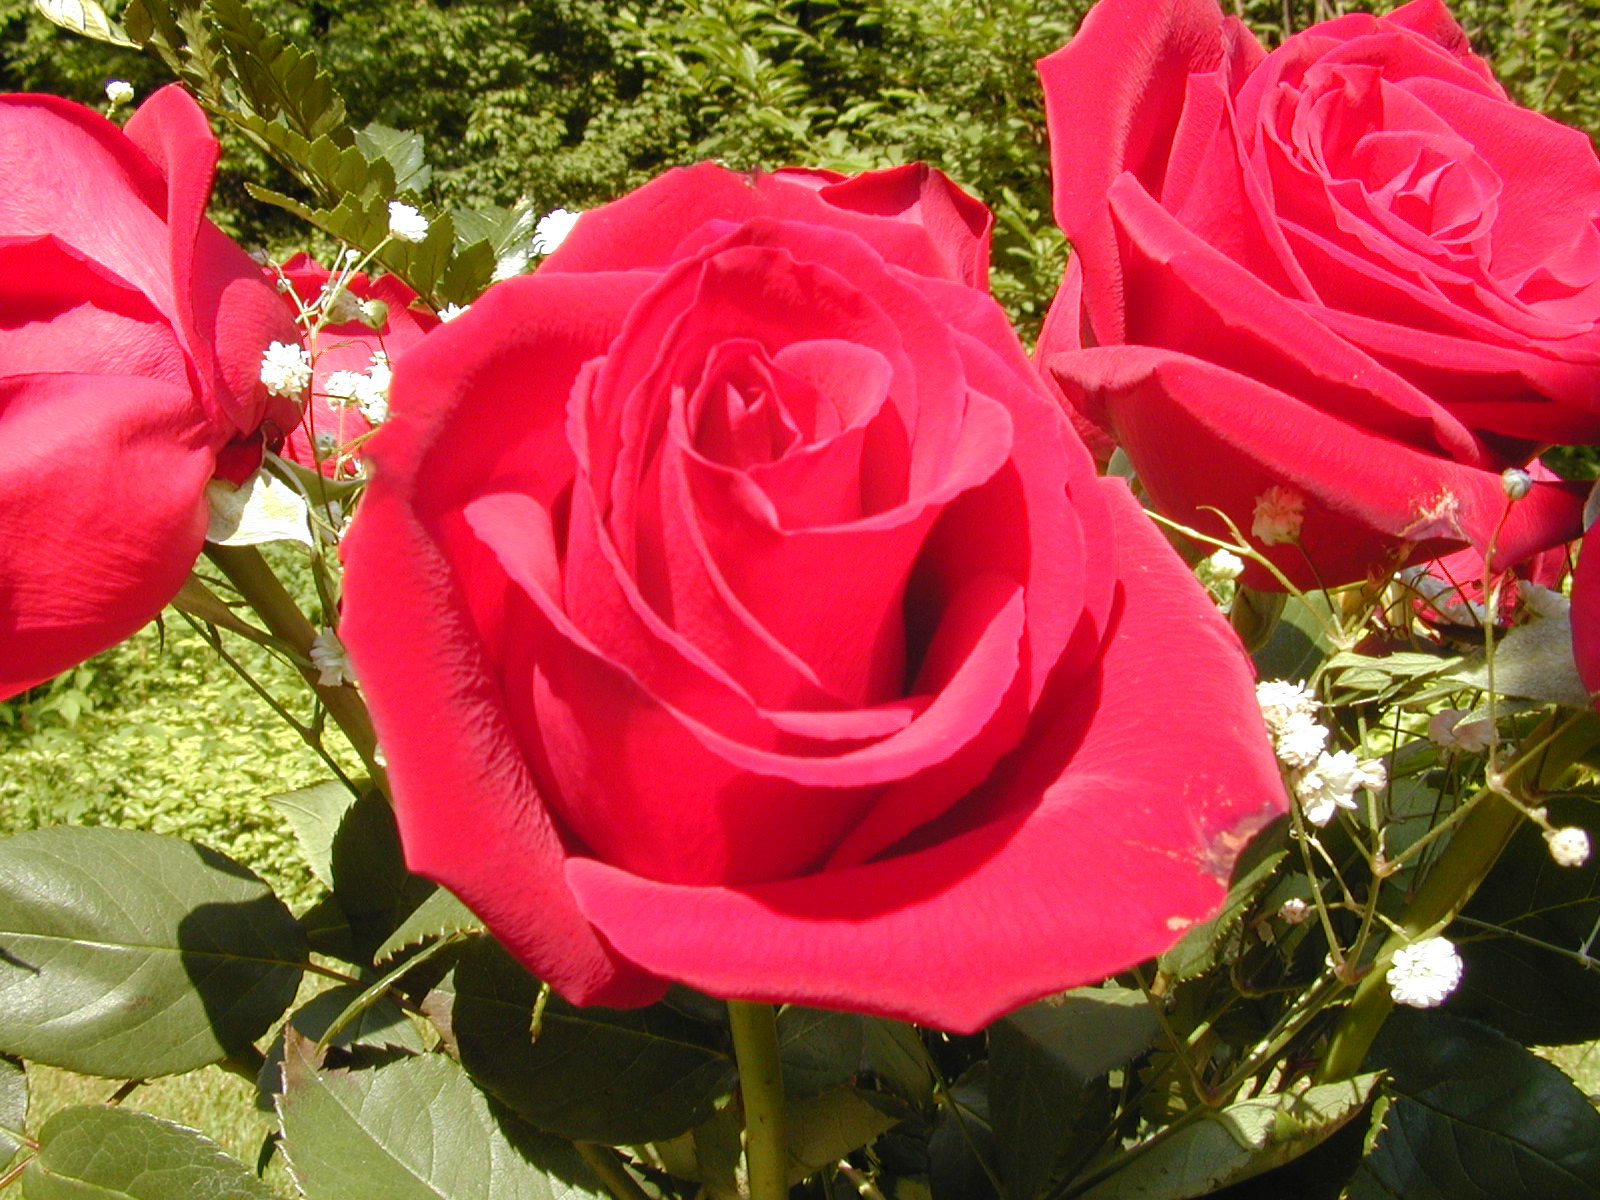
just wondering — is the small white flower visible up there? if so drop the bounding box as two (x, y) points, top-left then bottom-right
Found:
(1501, 467), (1533, 501)
(532, 207), (582, 255)
(1546, 826), (1592, 868)
(353, 350), (392, 424)
(259, 341), (312, 398)
(105, 79), (134, 106)
(1205, 548), (1245, 581)
(1387, 936), (1463, 1008)
(1518, 580), (1570, 619)
(1251, 485), (1305, 545)
(1429, 708), (1494, 753)
(387, 201), (430, 244)
(438, 302), (469, 323)
(342, 247), (362, 266)
(309, 628), (356, 688)
(1295, 750), (1357, 826)
(322, 370), (366, 407)
(1278, 897), (1311, 924)
(312, 431), (338, 456)
(1275, 710), (1330, 770)
(1256, 680), (1320, 733)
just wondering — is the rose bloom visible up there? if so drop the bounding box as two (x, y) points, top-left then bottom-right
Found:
(341, 163), (1286, 1031)
(1037, 0), (1592, 590)
(1, 86), (298, 698)
(273, 253), (440, 475)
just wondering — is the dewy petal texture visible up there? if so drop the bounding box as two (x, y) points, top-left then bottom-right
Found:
(342, 163), (1286, 1031)
(1038, 0), (1596, 590)
(0, 87), (299, 697)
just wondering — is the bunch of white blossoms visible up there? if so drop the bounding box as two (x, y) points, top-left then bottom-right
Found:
(1256, 681), (1387, 827)
(1386, 936), (1463, 1008)
(323, 350), (393, 425)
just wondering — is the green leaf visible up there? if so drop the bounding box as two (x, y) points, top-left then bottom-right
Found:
(24, 1106), (272, 1199)
(784, 1086), (903, 1185)
(1350, 1012), (1600, 1199)
(0, 827), (304, 1077)
(375, 886), (485, 964)
(1450, 794), (1600, 1044)
(777, 1006), (864, 1099)
(356, 122), (432, 194)
(278, 1035), (607, 1199)
(861, 1017), (936, 1109)
(1160, 847), (1289, 983)
(991, 989), (1156, 1200)
(33, 0), (138, 47)
(1252, 591), (1336, 685)
(268, 779), (358, 888)
(1450, 615), (1590, 707)
(330, 794), (438, 960)
(1076, 1074), (1379, 1200)
(0, 1055), (25, 1163)
(451, 939), (733, 1144)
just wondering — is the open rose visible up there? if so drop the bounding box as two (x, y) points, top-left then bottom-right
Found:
(341, 163), (1285, 1031)
(1038, 0), (1591, 590)
(273, 253), (440, 475)
(1, 86), (298, 698)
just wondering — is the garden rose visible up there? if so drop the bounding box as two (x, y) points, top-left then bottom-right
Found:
(1038, 0), (1592, 590)
(1, 86), (298, 698)
(273, 253), (440, 475)
(341, 163), (1286, 1031)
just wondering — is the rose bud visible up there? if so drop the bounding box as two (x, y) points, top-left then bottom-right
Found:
(1, 86), (299, 698)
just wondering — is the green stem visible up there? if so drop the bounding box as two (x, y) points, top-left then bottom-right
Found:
(575, 1143), (654, 1200)
(1317, 711), (1597, 1082)
(203, 543), (382, 780)
(729, 1001), (787, 1200)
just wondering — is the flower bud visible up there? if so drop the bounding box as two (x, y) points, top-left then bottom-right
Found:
(1500, 467), (1533, 500)
(104, 80), (134, 107)
(1546, 826), (1591, 868)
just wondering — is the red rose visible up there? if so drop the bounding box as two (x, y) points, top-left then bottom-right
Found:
(341, 163), (1285, 1031)
(273, 253), (440, 475)
(0, 86), (299, 698)
(1037, 0), (1591, 590)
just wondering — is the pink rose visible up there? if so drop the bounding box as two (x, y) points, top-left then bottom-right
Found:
(1038, 0), (1592, 590)
(1, 86), (299, 698)
(273, 253), (440, 476)
(341, 163), (1285, 1031)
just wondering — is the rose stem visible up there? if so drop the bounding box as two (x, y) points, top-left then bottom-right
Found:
(202, 543), (382, 780)
(1316, 712), (1595, 1082)
(728, 1000), (788, 1200)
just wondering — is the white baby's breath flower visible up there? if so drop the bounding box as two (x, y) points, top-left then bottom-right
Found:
(1278, 898), (1311, 924)
(1546, 826), (1592, 868)
(438, 302), (469, 323)
(1256, 680), (1319, 733)
(105, 80), (134, 106)
(387, 201), (430, 244)
(353, 350), (392, 424)
(259, 341), (311, 398)
(323, 370), (366, 407)
(312, 431), (339, 457)
(1251, 485), (1305, 545)
(532, 207), (582, 255)
(1294, 751), (1386, 827)
(1274, 710), (1329, 770)
(1386, 936), (1463, 1008)
(1429, 708), (1494, 753)
(309, 628), (356, 688)
(1205, 548), (1245, 581)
